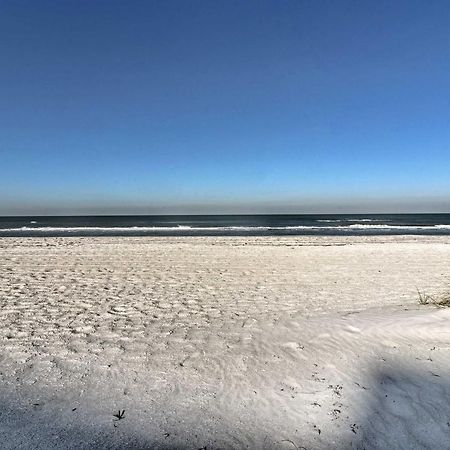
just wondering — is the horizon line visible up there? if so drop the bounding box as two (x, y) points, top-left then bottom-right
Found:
(2, 211), (450, 218)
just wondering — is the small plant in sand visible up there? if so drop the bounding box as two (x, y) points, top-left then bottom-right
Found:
(436, 291), (450, 307)
(417, 289), (450, 307)
(113, 410), (125, 420)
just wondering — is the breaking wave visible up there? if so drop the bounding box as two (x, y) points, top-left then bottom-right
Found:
(1, 223), (450, 235)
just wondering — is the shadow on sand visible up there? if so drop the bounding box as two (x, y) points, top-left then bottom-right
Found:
(345, 366), (450, 450)
(1, 365), (450, 449)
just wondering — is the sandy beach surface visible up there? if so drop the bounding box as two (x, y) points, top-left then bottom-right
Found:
(1, 235), (450, 449)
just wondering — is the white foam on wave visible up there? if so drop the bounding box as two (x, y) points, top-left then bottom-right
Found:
(2, 224), (450, 233)
(348, 224), (392, 229)
(3, 226), (274, 232)
(318, 218), (388, 224)
(348, 224), (450, 230)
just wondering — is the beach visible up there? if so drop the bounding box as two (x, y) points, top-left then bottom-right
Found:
(1, 235), (450, 449)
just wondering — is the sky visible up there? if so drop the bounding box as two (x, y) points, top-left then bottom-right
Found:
(1, 0), (450, 215)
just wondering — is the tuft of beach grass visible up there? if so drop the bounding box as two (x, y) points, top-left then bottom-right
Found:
(417, 289), (450, 307)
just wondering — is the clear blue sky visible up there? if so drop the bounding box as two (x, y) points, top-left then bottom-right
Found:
(1, 0), (450, 214)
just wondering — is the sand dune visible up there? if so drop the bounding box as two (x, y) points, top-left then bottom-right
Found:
(1, 236), (450, 449)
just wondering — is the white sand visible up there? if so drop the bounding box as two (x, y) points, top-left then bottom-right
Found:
(1, 236), (450, 449)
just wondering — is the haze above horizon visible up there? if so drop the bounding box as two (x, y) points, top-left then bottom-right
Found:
(1, 0), (450, 215)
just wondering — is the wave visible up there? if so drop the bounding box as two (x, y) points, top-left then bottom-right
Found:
(1, 226), (287, 232)
(1, 224), (450, 233)
(316, 218), (389, 223)
(349, 218), (390, 222)
(348, 224), (450, 230)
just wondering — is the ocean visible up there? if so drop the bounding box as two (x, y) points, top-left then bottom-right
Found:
(0, 214), (450, 237)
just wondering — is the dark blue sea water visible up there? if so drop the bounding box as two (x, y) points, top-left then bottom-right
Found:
(0, 214), (450, 237)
